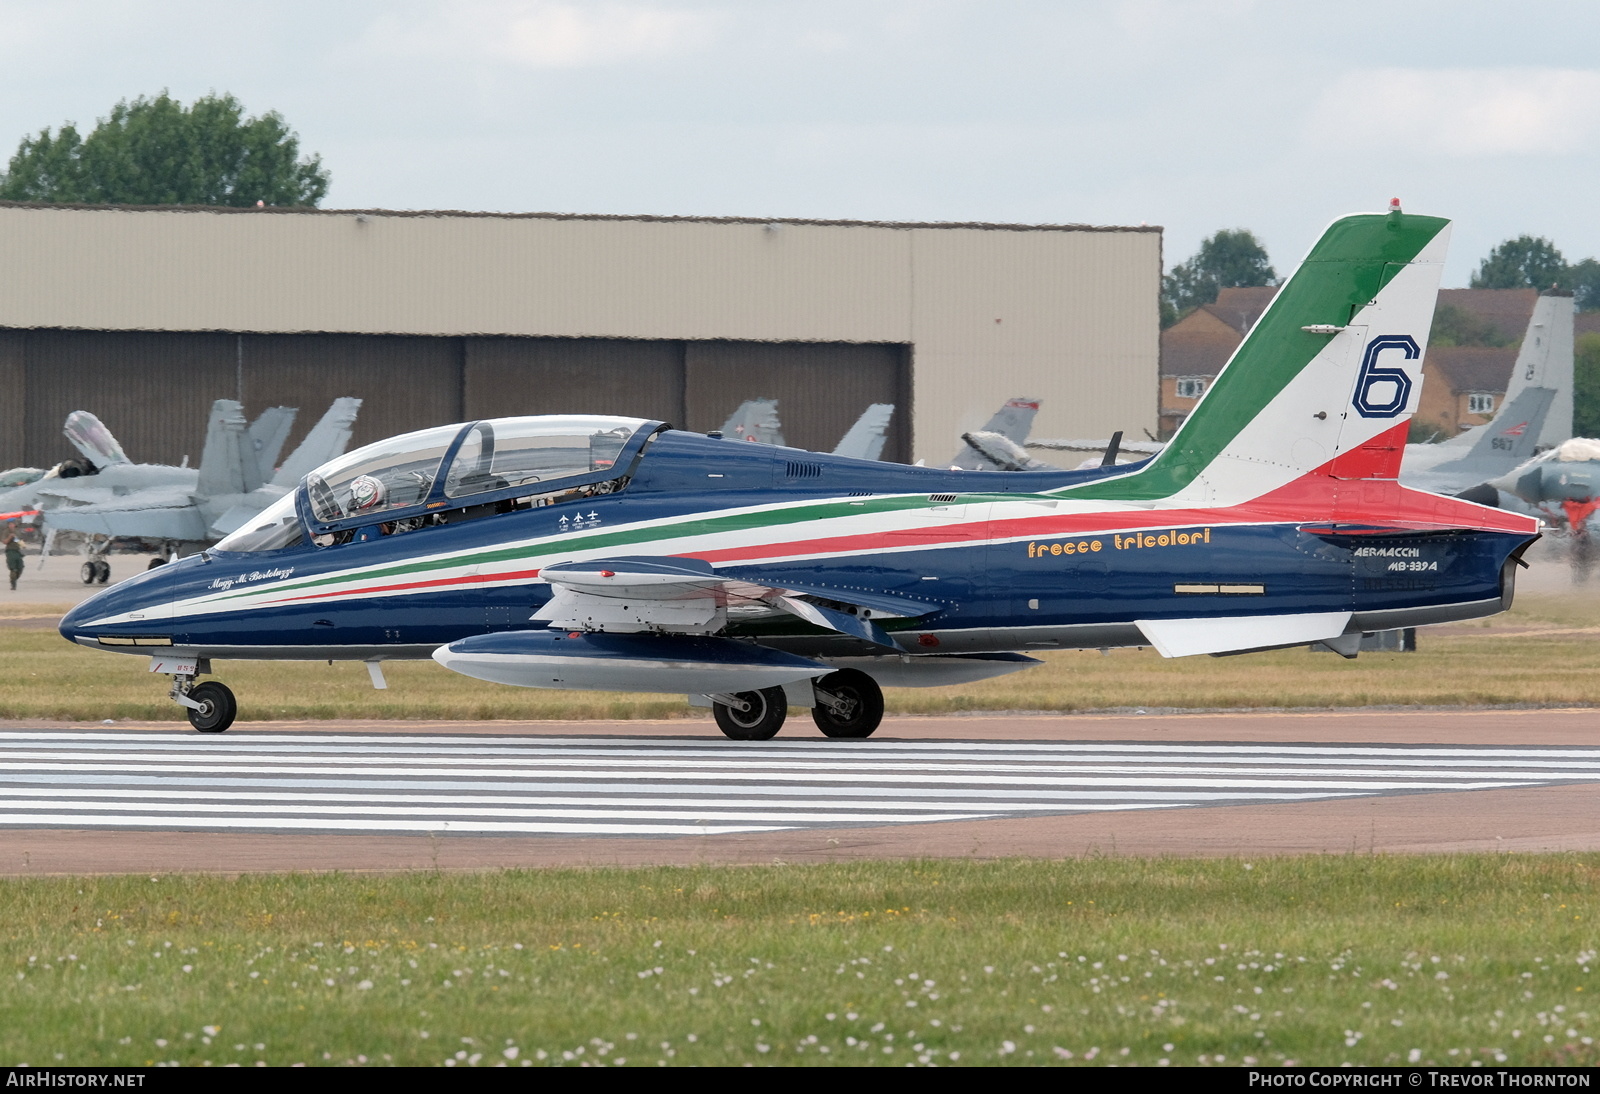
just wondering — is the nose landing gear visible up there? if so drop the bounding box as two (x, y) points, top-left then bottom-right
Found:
(169, 672), (237, 733)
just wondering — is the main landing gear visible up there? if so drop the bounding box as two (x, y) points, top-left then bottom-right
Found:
(711, 686), (788, 740)
(810, 669), (884, 739)
(169, 673), (237, 733)
(709, 669), (886, 741)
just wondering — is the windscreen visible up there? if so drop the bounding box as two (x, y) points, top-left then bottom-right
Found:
(304, 424), (464, 522)
(213, 490), (305, 552)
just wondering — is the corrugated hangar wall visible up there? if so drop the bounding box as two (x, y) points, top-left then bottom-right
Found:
(0, 203), (1158, 472)
(2, 330), (909, 469)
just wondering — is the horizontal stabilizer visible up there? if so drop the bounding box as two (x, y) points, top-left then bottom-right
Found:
(433, 630), (826, 693)
(1135, 611), (1353, 658)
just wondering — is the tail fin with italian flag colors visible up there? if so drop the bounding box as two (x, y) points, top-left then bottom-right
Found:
(1062, 207), (1450, 508)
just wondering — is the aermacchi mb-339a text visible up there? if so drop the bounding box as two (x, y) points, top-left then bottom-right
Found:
(60, 207), (1541, 739)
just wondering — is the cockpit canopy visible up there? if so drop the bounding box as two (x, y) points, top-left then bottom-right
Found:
(215, 415), (653, 553)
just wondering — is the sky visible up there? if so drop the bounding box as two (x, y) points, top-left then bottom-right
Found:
(2, 0), (1597, 286)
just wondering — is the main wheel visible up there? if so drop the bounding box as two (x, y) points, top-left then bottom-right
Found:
(712, 686), (788, 740)
(95, 559), (111, 584)
(146, 557), (167, 570)
(80, 562), (97, 585)
(810, 669), (884, 738)
(186, 681), (237, 734)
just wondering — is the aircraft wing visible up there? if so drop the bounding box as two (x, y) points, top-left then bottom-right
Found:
(42, 498), (209, 540)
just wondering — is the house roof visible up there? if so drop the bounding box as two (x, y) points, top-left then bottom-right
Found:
(1203, 286), (1278, 334)
(1160, 287), (1279, 377)
(1426, 346), (1517, 394)
(1436, 288), (1537, 343)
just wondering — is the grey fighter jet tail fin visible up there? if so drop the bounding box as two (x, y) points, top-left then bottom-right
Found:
(718, 399), (785, 446)
(832, 403), (895, 461)
(194, 400), (255, 497)
(272, 398), (362, 487)
(247, 407), (297, 482)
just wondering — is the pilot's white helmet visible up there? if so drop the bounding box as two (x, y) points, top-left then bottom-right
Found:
(349, 474), (386, 512)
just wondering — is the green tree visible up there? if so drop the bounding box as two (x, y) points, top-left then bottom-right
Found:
(0, 92), (328, 207)
(1574, 332), (1600, 438)
(1567, 258), (1600, 312)
(1469, 235), (1567, 291)
(1162, 229), (1275, 327)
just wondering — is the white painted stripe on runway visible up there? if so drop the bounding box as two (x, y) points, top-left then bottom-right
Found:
(5, 748), (1598, 779)
(8, 732), (1600, 762)
(0, 798), (996, 825)
(0, 812), (793, 835)
(0, 787), (1366, 810)
(0, 761), (1538, 791)
(1, 730), (1593, 837)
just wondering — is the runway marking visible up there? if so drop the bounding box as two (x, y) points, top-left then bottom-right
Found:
(1, 731), (1597, 837)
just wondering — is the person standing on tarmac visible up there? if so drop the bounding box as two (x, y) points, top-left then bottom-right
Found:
(4, 528), (22, 591)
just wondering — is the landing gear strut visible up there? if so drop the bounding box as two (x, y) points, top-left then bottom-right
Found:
(711, 686), (788, 740)
(170, 673), (237, 733)
(810, 669), (884, 738)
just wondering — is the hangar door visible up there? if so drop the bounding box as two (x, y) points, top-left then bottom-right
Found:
(463, 338), (910, 463)
(0, 331), (910, 470)
(684, 342), (909, 461)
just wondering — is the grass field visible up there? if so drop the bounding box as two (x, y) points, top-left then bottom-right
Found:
(1, 857), (1596, 1067)
(6, 590), (1600, 722)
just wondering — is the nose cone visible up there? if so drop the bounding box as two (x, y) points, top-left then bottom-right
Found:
(58, 562), (178, 647)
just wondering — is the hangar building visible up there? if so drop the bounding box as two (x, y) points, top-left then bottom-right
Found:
(0, 202), (1160, 471)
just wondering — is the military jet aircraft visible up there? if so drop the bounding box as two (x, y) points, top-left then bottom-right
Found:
(1399, 290), (1574, 501)
(31, 398), (360, 573)
(716, 399), (895, 461)
(60, 208), (1539, 739)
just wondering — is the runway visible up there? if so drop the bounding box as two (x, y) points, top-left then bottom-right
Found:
(3, 728), (1600, 839)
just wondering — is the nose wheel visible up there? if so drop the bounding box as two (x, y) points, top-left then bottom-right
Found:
(169, 673), (237, 733)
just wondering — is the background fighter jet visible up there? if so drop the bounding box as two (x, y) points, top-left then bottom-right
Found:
(1399, 290), (1574, 501)
(716, 398), (896, 461)
(61, 208), (1540, 740)
(20, 398), (360, 575)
